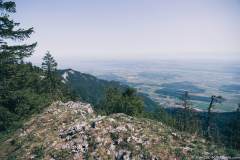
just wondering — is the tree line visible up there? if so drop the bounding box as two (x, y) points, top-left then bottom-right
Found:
(168, 91), (240, 152)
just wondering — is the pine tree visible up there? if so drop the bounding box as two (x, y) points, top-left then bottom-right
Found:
(0, 0), (36, 106)
(0, 0), (36, 64)
(41, 51), (58, 95)
(41, 51), (57, 76)
(122, 88), (144, 116)
(101, 87), (144, 116)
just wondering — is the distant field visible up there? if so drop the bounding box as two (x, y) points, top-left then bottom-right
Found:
(76, 60), (240, 112)
(220, 84), (240, 94)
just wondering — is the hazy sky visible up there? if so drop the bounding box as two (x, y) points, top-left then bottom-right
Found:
(13, 0), (240, 65)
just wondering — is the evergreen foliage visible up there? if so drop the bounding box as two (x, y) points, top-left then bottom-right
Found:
(0, 1), (76, 133)
(175, 91), (202, 134)
(0, 0), (37, 132)
(42, 51), (57, 75)
(41, 51), (62, 97)
(57, 69), (125, 105)
(100, 87), (144, 116)
(58, 69), (159, 112)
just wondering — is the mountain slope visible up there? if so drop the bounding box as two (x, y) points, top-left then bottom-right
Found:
(0, 101), (225, 159)
(58, 69), (123, 105)
(58, 69), (159, 111)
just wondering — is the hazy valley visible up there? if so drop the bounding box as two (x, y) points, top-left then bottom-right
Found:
(74, 59), (240, 112)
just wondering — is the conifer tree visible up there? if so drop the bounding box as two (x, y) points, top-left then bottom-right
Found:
(42, 51), (57, 76)
(180, 91), (201, 134)
(0, 0), (36, 64)
(41, 51), (58, 94)
(102, 87), (144, 116)
(0, 0), (36, 106)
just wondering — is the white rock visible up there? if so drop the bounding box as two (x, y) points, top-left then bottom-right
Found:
(116, 126), (127, 132)
(62, 72), (69, 82)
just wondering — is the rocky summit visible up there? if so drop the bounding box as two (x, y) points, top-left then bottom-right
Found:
(0, 101), (225, 160)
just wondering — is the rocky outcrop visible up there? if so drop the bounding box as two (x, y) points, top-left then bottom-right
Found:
(1, 101), (226, 160)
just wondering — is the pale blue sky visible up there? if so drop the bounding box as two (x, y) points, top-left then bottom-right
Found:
(13, 0), (240, 66)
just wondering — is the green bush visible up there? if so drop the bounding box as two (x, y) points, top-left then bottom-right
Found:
(100, 87), (144, 116)
(225, 148), (239, 157)
(32, 145), (44, 159)
(50, 149), (72, 160)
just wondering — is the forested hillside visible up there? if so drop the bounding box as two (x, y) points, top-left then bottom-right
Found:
(58, 69), (159, 112)
(58, 69), (125, 105)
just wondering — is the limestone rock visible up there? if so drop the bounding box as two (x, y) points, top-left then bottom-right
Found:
(1, 101), (227, 160)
